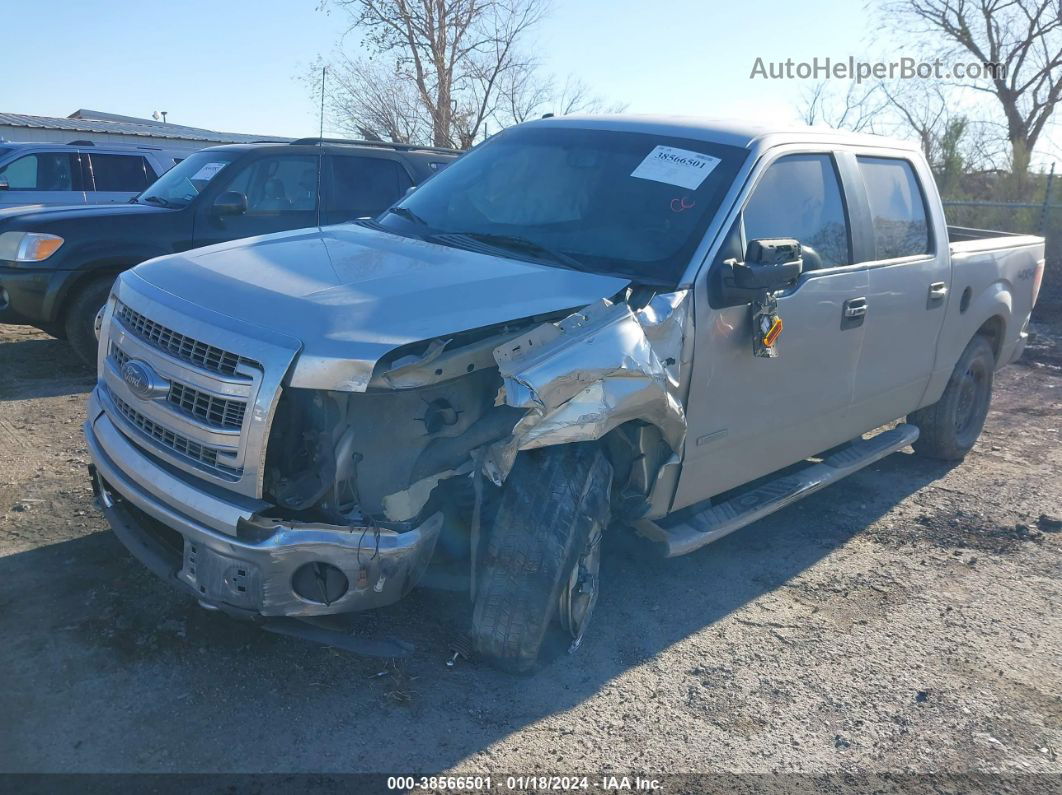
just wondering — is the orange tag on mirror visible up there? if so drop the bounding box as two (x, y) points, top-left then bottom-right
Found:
(762, 315), (783, 347)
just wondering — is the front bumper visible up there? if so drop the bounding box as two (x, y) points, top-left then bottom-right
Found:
(0, 264), (58, 324)
(84, 388), (443, 617)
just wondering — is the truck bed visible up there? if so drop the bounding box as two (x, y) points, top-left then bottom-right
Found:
(948, 225), (1045, 256)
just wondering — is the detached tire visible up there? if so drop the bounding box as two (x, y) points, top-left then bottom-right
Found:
(65, 276), (115, 368)
(909, 335), (995, 461)
(472, 444), (612, 673)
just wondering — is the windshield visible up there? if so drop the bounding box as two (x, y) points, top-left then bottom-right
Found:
(135, 150), (240, 208)
(376, 125), (747, 284)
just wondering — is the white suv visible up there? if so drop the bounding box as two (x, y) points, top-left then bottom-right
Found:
(0, 141), (188, 209)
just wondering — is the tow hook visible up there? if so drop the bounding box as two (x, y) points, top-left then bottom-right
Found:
(446, 636), (474, 668)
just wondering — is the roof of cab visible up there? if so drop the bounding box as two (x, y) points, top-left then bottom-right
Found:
(186, 140), (461, 159)
(526, 114), (919, 153)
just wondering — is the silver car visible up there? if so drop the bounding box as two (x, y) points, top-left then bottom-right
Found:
(0, 141), (188, 209)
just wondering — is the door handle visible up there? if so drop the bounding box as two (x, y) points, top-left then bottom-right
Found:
(843, 297), (868, 318)
(928, 281), (948, 300)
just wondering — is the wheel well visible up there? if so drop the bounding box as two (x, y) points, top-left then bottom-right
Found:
(974, 315), (1005, 363)
(55, 267), (125, 322)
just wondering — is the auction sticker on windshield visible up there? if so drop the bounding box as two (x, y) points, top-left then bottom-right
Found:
(630, 146), (721, 190)
(191, 162), (227, 181)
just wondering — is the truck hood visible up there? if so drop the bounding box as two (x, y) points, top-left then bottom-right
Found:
(128, 223), (630, 391)
(0, 201), (170, 229)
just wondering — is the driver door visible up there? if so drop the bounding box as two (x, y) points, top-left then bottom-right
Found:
(673, 151), (870, 510)
(193, 154), (320, 248)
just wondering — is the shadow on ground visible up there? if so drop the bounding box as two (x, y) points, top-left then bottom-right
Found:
(0, 335), (93, 401)
(0, 448), (954, 773)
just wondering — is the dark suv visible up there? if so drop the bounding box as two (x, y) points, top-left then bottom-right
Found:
(0, 138), (458, 364)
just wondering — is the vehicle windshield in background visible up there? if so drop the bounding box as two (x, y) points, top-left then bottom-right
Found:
(376, 126), (747, 284)
(135, 150), (240, 208)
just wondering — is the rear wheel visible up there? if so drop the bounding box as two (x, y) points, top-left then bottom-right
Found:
(909, 335), (995, 461)
(471, 444), (612, 673)
(64, 276), (115, 368)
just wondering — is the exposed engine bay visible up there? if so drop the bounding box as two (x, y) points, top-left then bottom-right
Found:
(261, 287), (692, 530)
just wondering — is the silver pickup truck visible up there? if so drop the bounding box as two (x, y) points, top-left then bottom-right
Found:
(85, 116), (1046, 671)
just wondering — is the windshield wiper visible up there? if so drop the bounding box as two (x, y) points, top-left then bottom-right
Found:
(384, 205), (428, 226)
(445, 231), (587, 271)
(140, 195), (173, 208)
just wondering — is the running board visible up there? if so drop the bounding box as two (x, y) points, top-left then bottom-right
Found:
(634, 424), (920, 557)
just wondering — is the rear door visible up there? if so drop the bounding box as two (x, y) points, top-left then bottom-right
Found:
(0, 150), (86, 208)
(192, 153), (320, 247)
(675, 150), (871, 508)
(847, 153), (950, 427)
(320, 154), (413, 225)
(82, 151), (156, 204)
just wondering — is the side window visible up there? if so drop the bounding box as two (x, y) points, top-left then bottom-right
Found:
(87, 154), (153, 191)
(326, 156), (413, 219)
(0, 153), (79, 191)
(222, 155), (319, 214)
(742, 154), (850, 269)
(856, 157), (930, 259)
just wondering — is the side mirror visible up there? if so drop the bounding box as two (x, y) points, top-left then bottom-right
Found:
(212, 191), (247, 216)
(720, 238), (803, 304)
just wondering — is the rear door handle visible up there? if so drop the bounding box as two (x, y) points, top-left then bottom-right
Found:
(843, 297), (867, 318)
(929, 281), (948, 300)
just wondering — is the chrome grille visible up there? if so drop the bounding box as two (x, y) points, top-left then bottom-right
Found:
(100, 285), (300, 499)
(168, 382), (246, 430)
(112, 345), (247, 430)
(115, 301), (258, 376)
(110, 391), (240, 478)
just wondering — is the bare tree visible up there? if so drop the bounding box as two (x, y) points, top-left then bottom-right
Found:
(799, 80), (888, 132)
(884, 0), (1062, 175)
(497, 68), (627, 125)
(798, 77), (1003, 174)
(878, 81), (952, 159)
(328, 0), (546, 147)
(322, 55), (431, 143)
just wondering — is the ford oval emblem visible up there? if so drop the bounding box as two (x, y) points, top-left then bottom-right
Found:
(121, 359), (169, 400)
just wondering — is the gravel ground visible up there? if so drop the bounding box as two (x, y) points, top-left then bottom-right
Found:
(0, 320), (1059, 777)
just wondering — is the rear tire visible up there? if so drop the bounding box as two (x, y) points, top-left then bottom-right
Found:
(908, 335), (995, 461)
(65, 276), (115, 368)
(471, 444), (612, 673)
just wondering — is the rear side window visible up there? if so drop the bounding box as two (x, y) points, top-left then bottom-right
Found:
(87, 153), (153, 191)
(742, 154), (850, 269)
(326, 156), (412, 219)
(856, 156), (930, 259)
(0, 152), (80, 191)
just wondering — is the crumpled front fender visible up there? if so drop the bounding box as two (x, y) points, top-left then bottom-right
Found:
(484, 291), (690, 484)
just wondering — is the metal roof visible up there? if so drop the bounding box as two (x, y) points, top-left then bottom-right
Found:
(0, 110), (291, 144)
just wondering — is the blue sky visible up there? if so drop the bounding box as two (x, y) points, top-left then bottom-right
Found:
(3, 0), (1057, 165)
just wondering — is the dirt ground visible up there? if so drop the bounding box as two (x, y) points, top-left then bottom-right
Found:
(0, 318), (1060, 777)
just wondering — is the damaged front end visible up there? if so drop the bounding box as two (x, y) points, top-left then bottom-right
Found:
(485, 291), (690, 496)
(87, 279), (692, 625)
(257, 287), (693, 588)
